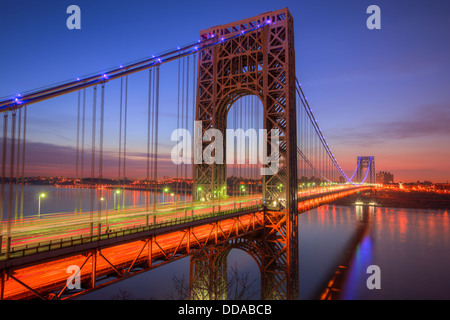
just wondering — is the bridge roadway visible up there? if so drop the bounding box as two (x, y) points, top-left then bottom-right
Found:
(0, 185), (368, 300)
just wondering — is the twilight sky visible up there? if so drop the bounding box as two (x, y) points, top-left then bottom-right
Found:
(1, 0), (449, 182)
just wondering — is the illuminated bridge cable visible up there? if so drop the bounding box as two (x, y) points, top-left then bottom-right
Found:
(295, 78), (369, 185)
(295, 79), (347, 181)
(0, 20), (272, 113)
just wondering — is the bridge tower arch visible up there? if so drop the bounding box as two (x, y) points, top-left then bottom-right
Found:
(193, 8), (299, 300)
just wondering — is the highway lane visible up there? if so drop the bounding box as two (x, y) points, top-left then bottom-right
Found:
(2, 210), (265, 300)
(1, 194), (262, 254)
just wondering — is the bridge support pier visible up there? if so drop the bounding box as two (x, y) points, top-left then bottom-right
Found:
(189, 208), (299, 300)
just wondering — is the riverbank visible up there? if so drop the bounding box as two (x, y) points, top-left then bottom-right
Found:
(330, 189), (450, 210)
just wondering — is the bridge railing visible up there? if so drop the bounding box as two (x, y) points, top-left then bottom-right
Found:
(1, 202), (264, 262)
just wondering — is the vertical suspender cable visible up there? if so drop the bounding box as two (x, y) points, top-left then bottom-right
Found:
(14, 109), (21, 220)
(122, 76), (128, 209)
(118, 78), (123, 210)
(149, 69), (152, 213)
(90, 86), (97, 237)
(185, 56), (189, 203)
(152, 66), (160, 209)
(75, 91), (81, 214)
(98, 85), (105, 183)
(150, 68), (155, 208)
(0, 113), (8, 253)
(176, 58), (180, 205)
(20, 106), (27, 219)
(192, 53), (196, 203)
(6, 111), (16, 257)
(98, 83), (105, 235)
(80, 90), (86, 213)
(180, 57), (185, 204)
(150, 68), (156, 209)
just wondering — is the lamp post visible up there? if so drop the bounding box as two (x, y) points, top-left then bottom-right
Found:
(100, 197), (109, 233)
(113, 190), (120, 210)
(197, 187), (202, 202)
(38, 193), (46, 218)
(163, 187), (169, 204)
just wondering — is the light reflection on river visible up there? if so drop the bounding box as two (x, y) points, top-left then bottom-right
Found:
(3, 186), (449, 299)
(84, 204), (450, 300)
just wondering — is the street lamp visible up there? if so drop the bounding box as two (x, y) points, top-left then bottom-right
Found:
(38, 193), (46, 218)
(163, 187), (169, 203)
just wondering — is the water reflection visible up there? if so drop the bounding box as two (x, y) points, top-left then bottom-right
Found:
(83, 203), (450, 300)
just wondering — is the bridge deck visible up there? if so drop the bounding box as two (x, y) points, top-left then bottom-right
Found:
(0, 186), (368, 300)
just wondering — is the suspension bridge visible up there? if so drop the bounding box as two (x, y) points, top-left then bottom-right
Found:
(0, 8), (374, 300)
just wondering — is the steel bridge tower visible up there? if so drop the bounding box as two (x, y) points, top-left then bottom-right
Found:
(356, 156), (375, 184)
(193, 8), (299, 300)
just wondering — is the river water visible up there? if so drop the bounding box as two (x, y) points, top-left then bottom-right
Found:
(2, 186), (450, 300)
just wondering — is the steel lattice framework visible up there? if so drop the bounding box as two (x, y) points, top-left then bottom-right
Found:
(193, 8), (298, 299)
(356, 156), (375, 184)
